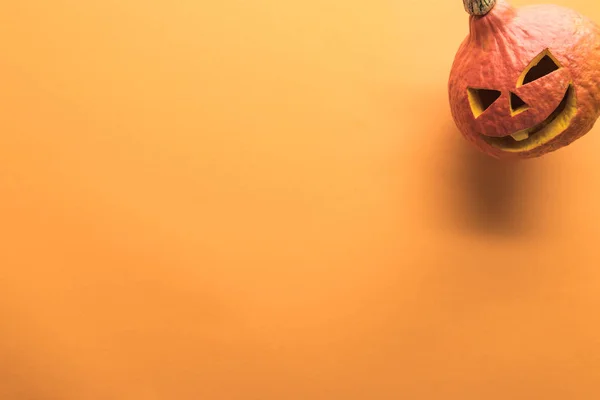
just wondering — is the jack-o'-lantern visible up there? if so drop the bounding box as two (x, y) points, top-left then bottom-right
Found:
(448, 0), (600, 159)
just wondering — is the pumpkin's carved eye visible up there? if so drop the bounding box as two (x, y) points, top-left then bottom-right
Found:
(519, 50), (561, 86)
(467, 88), (501, 118)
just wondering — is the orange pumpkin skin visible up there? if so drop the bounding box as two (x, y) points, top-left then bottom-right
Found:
(449, 0), (600, 159)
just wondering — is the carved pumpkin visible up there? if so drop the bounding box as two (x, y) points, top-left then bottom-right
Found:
(449, 0), (600, 158)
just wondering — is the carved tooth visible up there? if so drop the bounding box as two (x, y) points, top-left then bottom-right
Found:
(511, 131), (530, 141)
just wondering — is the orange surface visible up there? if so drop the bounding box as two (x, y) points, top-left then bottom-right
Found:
(2, 0), (600, 399)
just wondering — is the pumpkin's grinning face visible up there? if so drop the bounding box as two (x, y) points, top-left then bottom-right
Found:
(449, 0), (600, 159)
(481, 84), (575, 151)
(466, 48), (577, 152)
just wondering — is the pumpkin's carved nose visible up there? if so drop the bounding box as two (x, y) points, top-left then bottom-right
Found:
(510, 92), (529, 115)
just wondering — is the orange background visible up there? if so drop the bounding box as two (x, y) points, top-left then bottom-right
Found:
(2, 0), (600, 399)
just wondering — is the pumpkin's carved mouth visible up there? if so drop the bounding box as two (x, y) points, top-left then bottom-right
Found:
(481, 84), (576, 152)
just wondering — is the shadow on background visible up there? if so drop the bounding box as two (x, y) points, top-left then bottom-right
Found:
(433, 123), (545, 237)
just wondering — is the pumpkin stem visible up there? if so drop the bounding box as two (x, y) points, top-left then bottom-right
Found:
(463, 0), (497, 16)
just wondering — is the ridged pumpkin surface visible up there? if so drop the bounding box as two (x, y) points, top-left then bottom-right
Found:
(449, 0), (600, 158)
